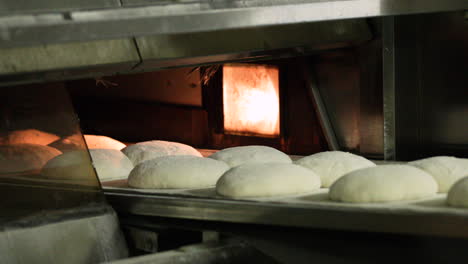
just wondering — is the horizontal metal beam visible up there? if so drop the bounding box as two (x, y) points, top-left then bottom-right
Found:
(1, 0), (467, 48)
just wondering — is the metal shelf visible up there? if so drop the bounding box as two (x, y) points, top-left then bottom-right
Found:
(1, 0), (467, 48)
(104, 189), (468, 239)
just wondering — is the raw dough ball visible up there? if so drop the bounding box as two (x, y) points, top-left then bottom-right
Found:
(122, 140), (202, 165)
(84, 135), (126, 150)
(128, 156), (229, 189)
(48, 135), (85, 152)
(295, 151), (376, 187)
(409, 156), (468, 193)
(0, 144), (61, 174)
(329, 165), (438, 203)
(447, 176), (468, 208)
(41, 151), (96, 181)
(209, 146), (292, 168)
(0, 129), (59, 146)
(216, 163), (321, 198)
(89, 149), (134, 181)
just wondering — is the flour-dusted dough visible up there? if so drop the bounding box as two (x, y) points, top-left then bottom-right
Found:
(128, 155), (229, 189)
(0, 144), (61, 174)
(0, 129), (60, 146)
(122, 140), (202, 165)
(41, 151), (96, 181)
(84, 135), (126, 150)
(216, 163), (321, 198)
(89, 149), (134, 181)
(409, 156), (468, 193)
(295, 151), (376, 188)
(447, 176), (468, 208)
(208, 146), (292, 168)
(329, 165), (438, 203)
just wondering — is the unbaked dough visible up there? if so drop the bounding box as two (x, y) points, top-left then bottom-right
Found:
(0, 144), (61, 174)
(89, 149), (134, 181)
(447, 176), (468, 208)
(329, 165), (438, 203)
(216, 163), (321, 198)
(84, 135), (126, 150)
(0, 129), (59, 146)
(409, 156), (468, 193)
(208, 146), (292, 168)
(122, 140), (202, 165)
(295, 151), (376, 187)
(128, 155), (229, 189)
(41, 151), (97, 181)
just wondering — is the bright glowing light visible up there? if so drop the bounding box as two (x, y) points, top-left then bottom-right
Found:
(223, 64), (280, 137)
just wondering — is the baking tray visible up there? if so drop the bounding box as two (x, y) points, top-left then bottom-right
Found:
(102, 179), (468, 238)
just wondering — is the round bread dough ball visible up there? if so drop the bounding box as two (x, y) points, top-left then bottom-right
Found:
(216, 163), (321, 198)
(89, 149), (134, 181)
(295, 151), (376, 188)
(84, 135), (126, 150)
(209, 146), (292, 168)
(0, 144), (61, 174)
(329, 165), (438, 203)
(41, 151), (96, 181)
(0, 129), (60, 146)
(122, 140), (202, 165)
(128, 156), (229, 189)
(49, 135), (85, 152)
(447, 176), (468, 208)
(408, 156), (468, 193)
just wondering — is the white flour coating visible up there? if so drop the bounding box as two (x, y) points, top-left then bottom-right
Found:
(0, 144), (61, 174)
(409, 156), (468, 193)
(41, 151), (96, 180)
(329, 165), (438, 203)
(89, 149), (134, 180)
(128, 155), (229, 189)
(216, 163), (321, 198)
(84, 135), (126, 150)
(295, 151), (376, 187)
(208, 145), (291, 168)
(447, 176), (468, 208)
(122, 140), (202, 165)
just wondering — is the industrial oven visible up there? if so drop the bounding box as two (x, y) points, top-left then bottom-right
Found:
(1, 1), (468, 263)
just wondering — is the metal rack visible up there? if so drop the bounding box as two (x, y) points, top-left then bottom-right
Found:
(1, 0), (467, 48)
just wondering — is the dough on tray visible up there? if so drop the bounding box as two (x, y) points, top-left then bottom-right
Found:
(409, 156), (468, 193)
(208, 145), (292, 168)
(41, 151), (96, 181)
(0, 129), (60, 146)
(0, 144), (61, 174)
(84, 135), (126, 150)
(447, 176), (468, 208)
(329, 165), (438, 203)
(128, 155), (229, 189)
(216, 163), (321, 198)
(122, 140), (202, 165)
(295, 151), (376, 187)
(89, 149), (134, 181)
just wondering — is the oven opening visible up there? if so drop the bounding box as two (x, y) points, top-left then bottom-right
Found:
(223, 64), (280, 138)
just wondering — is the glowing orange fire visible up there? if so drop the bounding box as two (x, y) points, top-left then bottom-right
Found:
(223, 64), (280, 137)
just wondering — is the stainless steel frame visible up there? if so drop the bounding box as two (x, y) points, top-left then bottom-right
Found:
(105, 190), (468, 239)
(1, 0), (467, 48)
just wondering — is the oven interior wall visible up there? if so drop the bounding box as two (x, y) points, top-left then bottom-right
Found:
(67, 51), (378, 156)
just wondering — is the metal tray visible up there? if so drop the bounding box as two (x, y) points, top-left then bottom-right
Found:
(103, 179), (468, 239)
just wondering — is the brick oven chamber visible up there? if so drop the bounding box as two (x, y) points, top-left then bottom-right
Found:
(1, 2), (468, 264)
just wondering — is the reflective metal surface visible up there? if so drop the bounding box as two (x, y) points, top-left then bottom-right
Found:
(0, 0), (120, 16)
(0, 0), (467, 48)
(105, 190), (468, 239)
(0, 19), (371, 86)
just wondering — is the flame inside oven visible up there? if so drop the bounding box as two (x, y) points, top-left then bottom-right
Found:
(223, 64), (280, 137)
